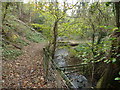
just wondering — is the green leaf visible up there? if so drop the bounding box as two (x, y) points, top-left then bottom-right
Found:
(112, 58), (116, 63)
(104, 59), (111, 63)
(106, 2), (112, 6)
(109, 37), (117, 41)
(115, 77), (120, 80)
(117, 54), (120, 57)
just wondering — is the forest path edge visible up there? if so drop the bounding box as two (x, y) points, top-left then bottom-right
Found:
(2, 42), (56, 88)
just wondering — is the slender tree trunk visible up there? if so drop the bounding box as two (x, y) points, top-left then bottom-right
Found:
(91, 22), (96, 86)
(52, 0), (59, 59)
(2, 3), (10, 39)
(52, 20), (58, 59)
(2, 3), (10, 23)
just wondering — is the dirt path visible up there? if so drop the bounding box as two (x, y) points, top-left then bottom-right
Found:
(2, 43), (56, 88)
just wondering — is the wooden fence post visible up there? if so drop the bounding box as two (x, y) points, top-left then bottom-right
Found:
(43, 47), (49, 82)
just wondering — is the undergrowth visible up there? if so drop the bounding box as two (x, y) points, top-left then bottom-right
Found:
(25, 30), (44, 43)
(2, 15), (45, 60)
(2, 47), (22, 60)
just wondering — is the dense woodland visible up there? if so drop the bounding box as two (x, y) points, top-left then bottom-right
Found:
(1, 0), (120, 89)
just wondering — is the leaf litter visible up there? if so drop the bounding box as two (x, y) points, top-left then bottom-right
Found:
(2, 43), (56, 88)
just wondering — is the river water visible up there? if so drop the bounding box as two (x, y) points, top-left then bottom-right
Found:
(54, 48), (88, 89)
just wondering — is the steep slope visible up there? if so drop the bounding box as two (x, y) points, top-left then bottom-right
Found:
(2, 16), (44, 60)
(2, 15), (57, 88)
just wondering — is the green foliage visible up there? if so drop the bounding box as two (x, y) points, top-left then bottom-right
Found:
(106, 2), (112, 7)
(69, 47), (78, 57)
(2, 10), (45, 61)
(15, 38), (29, 46)
(2, 1), (120, 88)
(32, 9), (55, 41)
(32, 13), (45, 24)
(104, 58), (117, 64)
(25, 31), (44, 43)
(2, 48), (22, 60)
(31, 23), (51, 32)
(74, 43), (92, 63)
(115, 77), (120, 80)
(115, 72), (120, 81)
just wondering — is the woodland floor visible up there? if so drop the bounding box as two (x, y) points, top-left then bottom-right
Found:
(2, 42), (56, 88)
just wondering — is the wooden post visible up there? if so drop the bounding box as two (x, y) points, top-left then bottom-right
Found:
(50, 57), (76, 88)
(43, 47), (49, 82)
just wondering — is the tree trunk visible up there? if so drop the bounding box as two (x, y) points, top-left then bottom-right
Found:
(52, 20), (58, 59)
(2, 2), (10, 23)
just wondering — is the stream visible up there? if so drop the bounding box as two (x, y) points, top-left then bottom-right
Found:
(54, 48), (88, 89)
